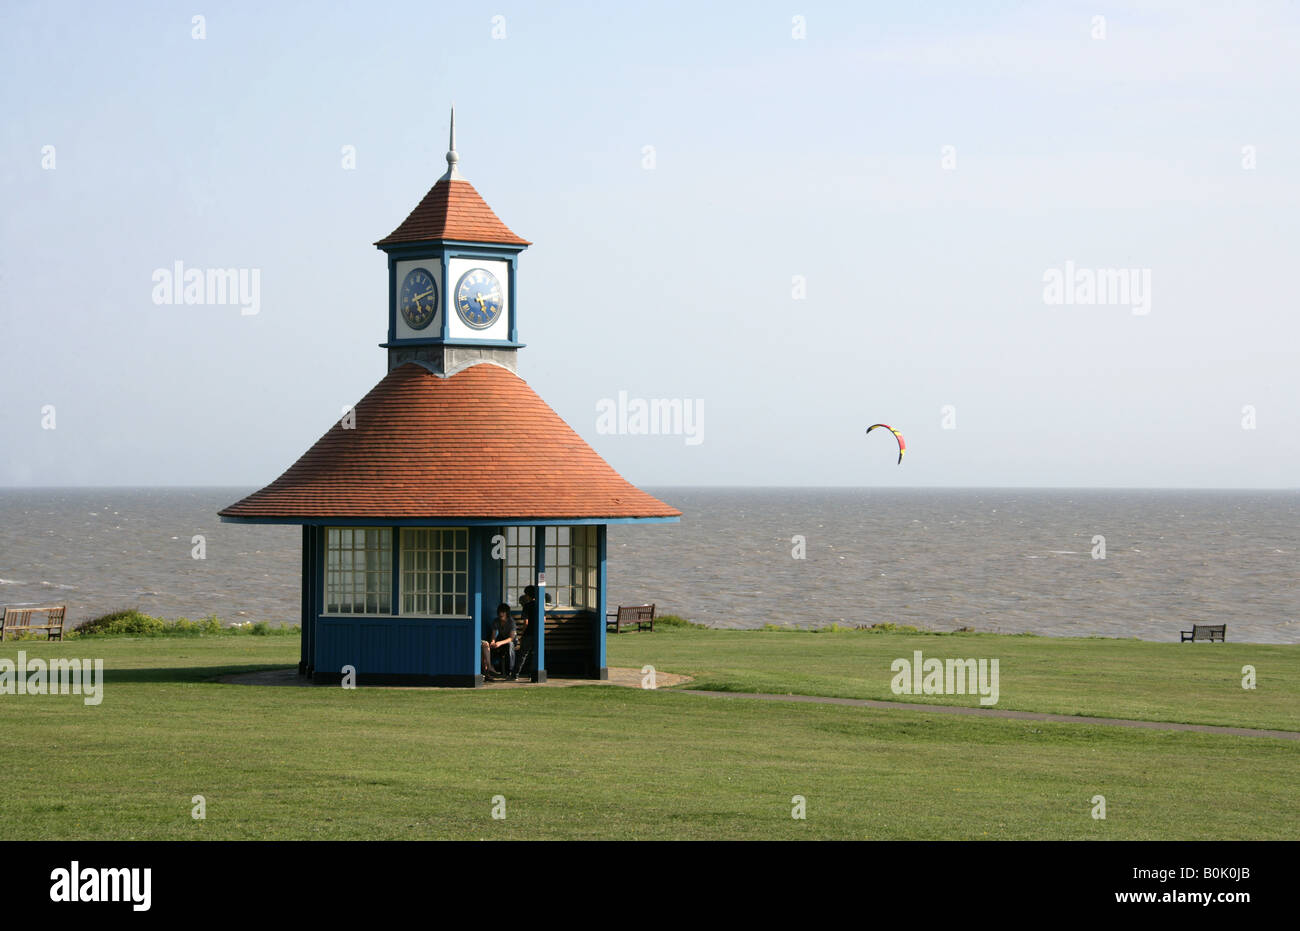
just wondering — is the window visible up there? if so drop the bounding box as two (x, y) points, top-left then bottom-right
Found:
(402, 528), (469, 616)
(325, 528), (392, 615)
(503, 526), (598, 610)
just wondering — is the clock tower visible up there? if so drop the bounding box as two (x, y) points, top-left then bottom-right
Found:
(222, 117), (682, 688)
(375, 109), (531, 375)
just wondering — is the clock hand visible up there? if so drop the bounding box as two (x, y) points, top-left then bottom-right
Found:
(411, 287), (436, 301)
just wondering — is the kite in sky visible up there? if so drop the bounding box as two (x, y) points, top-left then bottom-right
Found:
(866, 423), (906, 465)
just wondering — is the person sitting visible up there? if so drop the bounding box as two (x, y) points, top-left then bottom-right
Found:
(481, 603), (515, 680)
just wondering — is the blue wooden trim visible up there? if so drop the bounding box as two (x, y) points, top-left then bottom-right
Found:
(444, 338), (524, 348)
(597, 524), (607, 669)
(300, 525), (309, 672)
(391, 526), (402, 617)
(220, 515), (680, 527)
(312, 526), (324, 672)
(303, 526), (311, 672)
(378, 338), (525, 348)
(316, 613), (477, 624)
(387, 255), (397, 344)
(442, 241), (528, 255)
(532, 524), (546, 679)
(470, 527), (483, 675)
(378, 240), (526, 258)
(508, 253), (518, 343)
(439, 252), (450, 341)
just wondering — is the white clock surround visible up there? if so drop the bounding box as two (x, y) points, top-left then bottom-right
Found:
(392, 256), (511, 343)
(446, 257), (510, 341)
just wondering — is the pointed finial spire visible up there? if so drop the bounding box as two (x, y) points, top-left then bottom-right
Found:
(441, 105), (462, 181)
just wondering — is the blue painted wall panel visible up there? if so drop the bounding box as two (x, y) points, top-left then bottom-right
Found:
(315, 617), (473, 677)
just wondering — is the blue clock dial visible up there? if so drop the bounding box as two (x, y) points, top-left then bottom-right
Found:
(454, 268), (504, 330)
(399, 267), (439, 331)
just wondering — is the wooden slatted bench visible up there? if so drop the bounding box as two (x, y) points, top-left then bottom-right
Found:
(606, 603), (655, 633)
(1181, 623), (1226, 642)
(544, 615), (591, 651)
(1, 604), (67, 641)
(507, 612), (597, 677)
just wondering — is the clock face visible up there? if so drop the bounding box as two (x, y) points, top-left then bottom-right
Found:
(455, 268), (504, 330)
(399, 267), (439, 331)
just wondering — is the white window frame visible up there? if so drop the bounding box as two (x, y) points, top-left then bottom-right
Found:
(503, 525), (598, 610)
(324, 527), (392, 616)
(400, 527), (470, 618)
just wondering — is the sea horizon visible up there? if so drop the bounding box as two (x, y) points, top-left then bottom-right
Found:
(1, 486), (1294, 644)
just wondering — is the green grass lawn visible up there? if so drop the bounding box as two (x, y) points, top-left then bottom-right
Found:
(0, 630), (1295, 840)
(610, 626), (1300, 732)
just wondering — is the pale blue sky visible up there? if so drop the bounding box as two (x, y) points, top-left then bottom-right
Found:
(2, 0), (1298, 488)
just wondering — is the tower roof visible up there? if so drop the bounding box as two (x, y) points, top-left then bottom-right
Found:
(218, 363), (680, 522)
(374, 178), (530, 248)
(375, 109), (529, 248)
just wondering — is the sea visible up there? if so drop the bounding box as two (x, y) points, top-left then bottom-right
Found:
(0, 487), (1295, 643)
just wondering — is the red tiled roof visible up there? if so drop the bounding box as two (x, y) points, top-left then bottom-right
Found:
(219, 363), (680, 521)
(375, 178), (530, 247)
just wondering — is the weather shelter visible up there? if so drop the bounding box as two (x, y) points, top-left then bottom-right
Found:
(219, 114), (680, 685)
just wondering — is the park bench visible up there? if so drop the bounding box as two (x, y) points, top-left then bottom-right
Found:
(1, 604), (67, 641)
(606, 603), (655, 634)
(1180, 623), (1226, 642)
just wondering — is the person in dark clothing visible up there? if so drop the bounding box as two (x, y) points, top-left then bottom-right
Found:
(512, 585), (550, 680)
(481, 603), (515, 679)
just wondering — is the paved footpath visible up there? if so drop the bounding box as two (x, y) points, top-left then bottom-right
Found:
(677, 689), (1300, 741)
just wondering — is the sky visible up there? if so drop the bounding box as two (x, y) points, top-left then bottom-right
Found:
(2, 0), (1298, 488)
